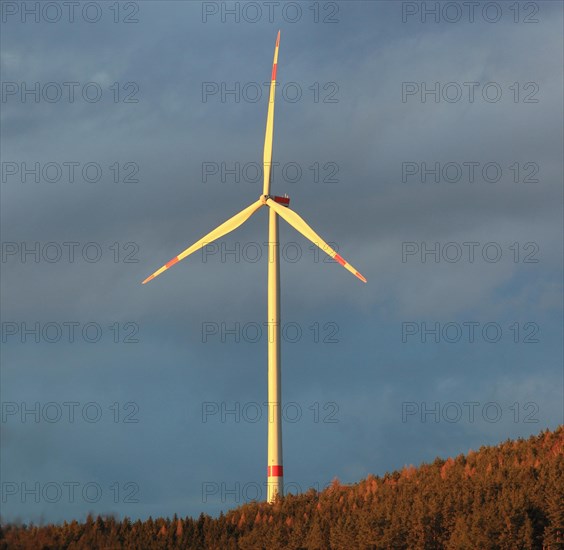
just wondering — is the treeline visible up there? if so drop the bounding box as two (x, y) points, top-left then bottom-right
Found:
(1, 426), (562, 549)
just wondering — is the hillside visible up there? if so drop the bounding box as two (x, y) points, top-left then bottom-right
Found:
(1, 426), (562, 549)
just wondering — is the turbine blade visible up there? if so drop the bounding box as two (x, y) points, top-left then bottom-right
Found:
(262, 30), (280, 196)
(266, 198), (367, 283)
(142, 199), (264, 284)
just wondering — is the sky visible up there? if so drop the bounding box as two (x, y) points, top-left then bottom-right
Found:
(1, 0), (562, 524)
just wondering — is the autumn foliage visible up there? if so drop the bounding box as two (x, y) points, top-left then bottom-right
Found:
(1, 426), (562, 549)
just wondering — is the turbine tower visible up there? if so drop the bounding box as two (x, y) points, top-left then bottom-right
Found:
(142, 31), (366, 503)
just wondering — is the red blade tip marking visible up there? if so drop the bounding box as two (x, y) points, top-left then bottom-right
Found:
(142, 274), (154, 285)
(165, 257), (179, 268)
(334, 254), (346, 267)
(356, 272), (367, 283)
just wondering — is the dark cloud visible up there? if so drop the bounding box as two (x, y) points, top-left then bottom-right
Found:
(1, 1), (562, 523)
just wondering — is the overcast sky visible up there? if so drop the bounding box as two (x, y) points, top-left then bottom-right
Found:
(1, 0), (562, 524)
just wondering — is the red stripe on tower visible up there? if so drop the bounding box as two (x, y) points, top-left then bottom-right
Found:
(334, 254), (346, 266)
(268, 465), (283, 477)
(271, 63), (277, 81)
(165, 257), (179, 268)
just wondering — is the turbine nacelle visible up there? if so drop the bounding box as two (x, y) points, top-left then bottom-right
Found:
(262, 194), (290, 207)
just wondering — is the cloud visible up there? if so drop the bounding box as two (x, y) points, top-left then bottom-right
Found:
(2, 0), (562, 523)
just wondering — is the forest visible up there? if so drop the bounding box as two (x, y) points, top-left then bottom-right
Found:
(1, 426), (562, 549)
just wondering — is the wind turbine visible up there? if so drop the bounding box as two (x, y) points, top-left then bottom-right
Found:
(142, 31), (366, 503)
